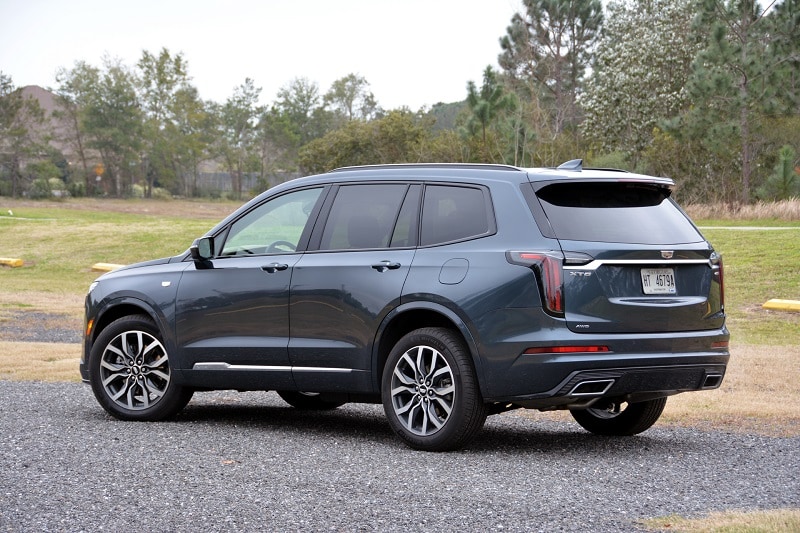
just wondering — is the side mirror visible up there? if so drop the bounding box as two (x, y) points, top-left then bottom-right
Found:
(190, 237), (214, 266)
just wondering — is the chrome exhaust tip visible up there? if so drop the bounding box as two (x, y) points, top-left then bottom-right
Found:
(702, 373), (723, 389)
(568, 379), (615, 397)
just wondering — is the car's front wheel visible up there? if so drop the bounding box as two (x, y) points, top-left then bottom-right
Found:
(89, 314), (192, 421)
(382, 327), (488, 452)
(570, 397), (667, 436)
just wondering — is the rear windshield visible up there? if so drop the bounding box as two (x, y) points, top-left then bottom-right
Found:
(535, 182), (703, 244)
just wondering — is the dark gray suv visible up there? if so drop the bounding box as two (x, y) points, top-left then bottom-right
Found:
(80, 161), (729, 451)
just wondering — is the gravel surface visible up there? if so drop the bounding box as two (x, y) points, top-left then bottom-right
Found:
(0, 311), (82, 344)
(1, 381), (798, 532)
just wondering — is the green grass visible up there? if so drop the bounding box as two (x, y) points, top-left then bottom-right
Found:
(0, 206), (213, 295)
(699, 225), (800, 345)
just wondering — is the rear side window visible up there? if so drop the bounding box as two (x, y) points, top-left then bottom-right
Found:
(535, 182), (703, 244)
(420, 185), (491, 246)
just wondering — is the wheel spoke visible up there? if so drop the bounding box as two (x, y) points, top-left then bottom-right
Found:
(147, 354), (169, 369)
(431, 395), (453, 418)
(102, 372), (126, 388)
(424, 401), (445, 430)
(104, 344), (125, 359)
(100, 359), (125, 373)
(433, 383), (455, 396)
(404, 399), (423, 432)
(392, 364), (416, 386)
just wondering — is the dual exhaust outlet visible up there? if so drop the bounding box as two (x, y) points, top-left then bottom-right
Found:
(567, 373), (724, 397)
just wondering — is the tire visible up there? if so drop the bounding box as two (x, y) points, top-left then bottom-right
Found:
(89, 314), (192, 421)
(277, 391), (346, 410)
(381, 327), (488, 452)
(570, 397), (667, 436)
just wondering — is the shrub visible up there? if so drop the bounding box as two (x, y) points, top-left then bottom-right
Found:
(28, 178), (52, 199)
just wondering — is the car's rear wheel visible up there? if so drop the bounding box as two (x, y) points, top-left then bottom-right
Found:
(277, 391), (346, 410)
(89, 315), (192, 421)
(570, 397), (667, 436)
(382, 327), (488, 452)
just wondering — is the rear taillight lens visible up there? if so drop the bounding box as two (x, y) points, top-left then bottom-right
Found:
(712, 253), (725, 310)
(507, 251), (565, 316)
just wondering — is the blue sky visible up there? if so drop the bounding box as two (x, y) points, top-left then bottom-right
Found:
(0, 0), (523, 110)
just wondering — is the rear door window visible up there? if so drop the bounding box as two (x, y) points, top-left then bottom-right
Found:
(318, 184), (408, 250)
(534, 182), (703, 244)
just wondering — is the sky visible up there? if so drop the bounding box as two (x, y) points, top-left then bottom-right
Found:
(0, 0), (524, 110)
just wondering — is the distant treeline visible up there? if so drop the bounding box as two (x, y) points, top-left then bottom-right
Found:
(1, 0), (798, 203)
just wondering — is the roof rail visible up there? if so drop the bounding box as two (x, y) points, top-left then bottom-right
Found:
(329, 163), (522, 173)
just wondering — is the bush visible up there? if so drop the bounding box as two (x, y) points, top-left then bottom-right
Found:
(152, 187), (172, 200)
(756, 146), (800, 201)
(28, 178), (52, 199)
(67, 181), (86, 198)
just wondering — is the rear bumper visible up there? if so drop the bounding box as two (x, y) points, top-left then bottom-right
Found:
(477, 319), (730, 406)
(493, 362), (727, 409)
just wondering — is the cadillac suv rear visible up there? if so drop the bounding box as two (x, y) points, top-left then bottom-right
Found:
(81, 161), (729, 451)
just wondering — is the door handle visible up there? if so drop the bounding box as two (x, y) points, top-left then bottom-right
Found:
(371, 260), (401, 272)
(261, 262), (289, 273)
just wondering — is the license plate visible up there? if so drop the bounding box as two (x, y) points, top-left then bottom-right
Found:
(641, 268), (676, 295)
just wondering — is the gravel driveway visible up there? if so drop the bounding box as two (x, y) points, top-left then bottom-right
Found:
(1, 381), (798, 532)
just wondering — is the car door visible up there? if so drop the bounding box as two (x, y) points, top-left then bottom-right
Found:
(174, 187), (324, 389)
(289, 183), (419, 392)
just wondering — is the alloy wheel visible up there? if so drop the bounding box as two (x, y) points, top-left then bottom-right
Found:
(389, 344), (456, 436)
(99, 330), (171, 411)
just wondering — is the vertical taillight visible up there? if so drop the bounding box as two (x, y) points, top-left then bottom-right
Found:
(506, 251), (565, 316)
(712, 253), (725, 310)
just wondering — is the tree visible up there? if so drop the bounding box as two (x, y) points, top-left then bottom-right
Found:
(298, 110), (431, 173)
(0, 73), (46, 197)
(324, 73), (380, 124)
(79, 57), (142, 196)
(768, 0), (800, 110)
(255, 106), (299, 189)
(171, 87), (214, 197)
(499, 0), (603, 133)
(55, 61), (100, 195)
(465, 66), (514, 152)
(215, 78), (263, 199)
(137, 48), (195, 196)
(274, 77), (329, 147)
(581, 0), (701, 166)
(673, 0), (792, 203)
(757, 145), (800, 200)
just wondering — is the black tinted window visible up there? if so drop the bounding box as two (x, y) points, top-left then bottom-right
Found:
(421, 185), (490, 246)
(535, 182), (703, 244)
(320, 184), (407, 250)
(390, 185), (421, 248)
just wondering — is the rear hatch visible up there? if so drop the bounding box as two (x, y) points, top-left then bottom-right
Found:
(529, 178), (724, 334)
